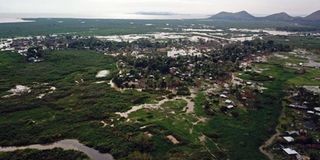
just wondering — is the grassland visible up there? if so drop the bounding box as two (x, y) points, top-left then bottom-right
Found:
(0, 49), (219, 159)
(191, 51), (319, 160)
(0, 49), (272, 159)
(0, 49), (319, 159)
(117, 57), (305, 160)
(265, 36), (320, 49)
(237, 51), (320, 159)
(0, 50), (162, 158)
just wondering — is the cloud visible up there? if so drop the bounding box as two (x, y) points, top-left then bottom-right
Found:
(0, 0), (318, 18)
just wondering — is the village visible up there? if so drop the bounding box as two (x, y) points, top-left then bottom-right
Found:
(0, 28), (319, 160)
(1, 25), (307, 58)
(262, 85), (320, 160)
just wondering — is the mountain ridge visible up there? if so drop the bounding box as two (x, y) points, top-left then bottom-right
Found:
(209, 10), (320, 23)
(210, 11), (255, 20)
(264, 12), (294, 21)
(304, 10), (320, 21)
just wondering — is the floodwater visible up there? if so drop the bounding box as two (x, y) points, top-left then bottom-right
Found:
(0, 18), (34, 24)
(0, 139), (114, 160)
(0, 13), (208, 21)
(229, 28), (295, 36)
(304, 57), (320, 68)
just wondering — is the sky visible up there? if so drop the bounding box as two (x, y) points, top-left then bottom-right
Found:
(0, 0), (319, 18)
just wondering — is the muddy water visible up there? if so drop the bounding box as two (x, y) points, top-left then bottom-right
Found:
(0, 139), (114, 160)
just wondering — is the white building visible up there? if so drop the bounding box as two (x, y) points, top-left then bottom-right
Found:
(283, 148), (298, 155)
(167, 48), (202, 58)
(283, 136), (295, 143)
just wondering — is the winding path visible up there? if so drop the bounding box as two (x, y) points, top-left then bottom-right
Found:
(259, 129), (280, 160)
(115, 95), (195, 118)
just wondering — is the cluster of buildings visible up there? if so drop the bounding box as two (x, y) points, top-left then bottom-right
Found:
(271, 86), (320, 160)
(288, 86), (320, 118)
(167, 47), (203, 58)
(0, 38), (13, 51)
(0, 35), (82, 55)
(272, 129), (319, 160)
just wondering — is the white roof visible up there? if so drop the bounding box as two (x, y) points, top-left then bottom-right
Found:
(283, 136), (294, 142)
(225, 99), (232, 104)
(307, 111), (315, 114)
(286, 131), (299, 135)
(283, 148), (298, 155)
(220, 94), (227, 98)
(314, 107), (320, 112)
(227, 105), (234, 109)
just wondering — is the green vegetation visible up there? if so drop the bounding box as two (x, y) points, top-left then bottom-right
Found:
(110, 49), (318, 160)
(194, 92), (207, 117)
(0, 149), (89, 160)
(0, 18), (315, 38)
(210, 65), (291, 160)
(265, 36), (320, 49)
(199, 50), (320, 159)
(0, 44), (319, 160)
(237, 52), (320, 159)
(0, 50), (161, 158)
(0, 19), (167, 38)
(127, 98), (208, 159)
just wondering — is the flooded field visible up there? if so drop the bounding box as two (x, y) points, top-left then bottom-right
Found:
(0, 18), (34, 24)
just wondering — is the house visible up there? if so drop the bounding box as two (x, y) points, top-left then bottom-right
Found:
(225, 99), (233, 104)
(303, 86), (320, 94)
(307, 111), (315, 114)
(227, 105), (234, 109)
(314, 107), (320, 112)
(283, 136), (295, 143)
(285, 131), (300, 136)
(283, 148), (298, 155)
(288, 104), (308, 110)
(220, 94), (227, 98)
(307, 110), (320, 116)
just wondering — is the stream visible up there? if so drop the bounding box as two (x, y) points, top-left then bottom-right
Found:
(0, 139), (114, 160)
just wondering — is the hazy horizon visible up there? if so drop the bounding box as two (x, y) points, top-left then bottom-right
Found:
(0, 0), (319, 19)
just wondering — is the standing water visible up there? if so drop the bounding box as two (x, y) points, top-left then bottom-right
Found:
(0, 139), (114, 160)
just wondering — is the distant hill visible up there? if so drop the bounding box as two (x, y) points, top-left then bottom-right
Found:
(210, 11), (255, 20)
(304, 10), (320, 21)
(209, 10), (320, 26)
(264, 12), (294, 21)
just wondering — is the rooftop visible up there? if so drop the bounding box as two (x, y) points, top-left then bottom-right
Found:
(283, 148), (298, 155)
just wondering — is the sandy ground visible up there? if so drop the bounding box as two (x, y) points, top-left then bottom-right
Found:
(2, 85), (31, 98)
(96, 70), (110, 78)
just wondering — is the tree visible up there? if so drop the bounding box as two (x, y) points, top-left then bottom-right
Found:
(26, 47), (44, 62)
(127, 151), (151, 160)
(132, 133), (154, 152)
(176, 86), (191, 96)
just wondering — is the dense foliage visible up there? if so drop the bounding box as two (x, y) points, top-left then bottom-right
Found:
(113, 39), (291, 89)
